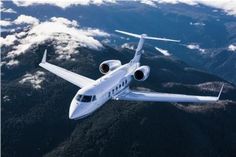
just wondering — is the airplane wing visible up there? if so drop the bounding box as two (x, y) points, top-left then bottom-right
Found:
(115, 85), (224, 103)
(39, 50), (95, 88)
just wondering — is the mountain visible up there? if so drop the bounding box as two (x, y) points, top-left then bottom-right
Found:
(2, 44), (236, 157)
(1, 1), (236, 157)
(2, 1), (236, 84)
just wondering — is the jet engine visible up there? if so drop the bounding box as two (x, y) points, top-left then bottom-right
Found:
(133, 66), (150, 81)
(99, 60), (122, 74)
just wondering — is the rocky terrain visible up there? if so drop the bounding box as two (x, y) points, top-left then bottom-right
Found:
(2, 44), (236, 157)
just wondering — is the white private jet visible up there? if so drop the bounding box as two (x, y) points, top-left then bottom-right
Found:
(39, 30), (224, 120)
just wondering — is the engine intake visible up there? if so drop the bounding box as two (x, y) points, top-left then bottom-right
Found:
(134, 66), (150, 81)
(99, 60), (121, 74)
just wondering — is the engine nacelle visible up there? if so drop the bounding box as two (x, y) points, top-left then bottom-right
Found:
(99, 60), (122, 74)
(133, 66), (150, 81)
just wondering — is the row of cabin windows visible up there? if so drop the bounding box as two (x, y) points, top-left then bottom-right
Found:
(109, 79), (128, 97)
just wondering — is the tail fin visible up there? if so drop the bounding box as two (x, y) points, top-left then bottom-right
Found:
(115, 30), (180, 63)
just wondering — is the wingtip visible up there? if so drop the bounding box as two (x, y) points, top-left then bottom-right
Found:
(41, 49), (47, 63)
(217, 84), (224, 100)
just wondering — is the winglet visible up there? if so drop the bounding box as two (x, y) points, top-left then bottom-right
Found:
(217, 84), (224, 100)
(41, 49), (47, 63)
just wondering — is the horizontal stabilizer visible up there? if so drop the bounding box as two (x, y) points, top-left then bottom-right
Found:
(115, 30), (180, 43)
(115, 30), (141, 38)
(144, 36), (180, 42)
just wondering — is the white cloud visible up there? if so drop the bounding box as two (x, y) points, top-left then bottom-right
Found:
(228, 44), (236, 52)
(50, 17), (79, 27)
(140, 0), (157, 7)
(0, 20), (12, 27)
(12, 0), (116, 8)
(139, 0), (236, 16)
(10, 0), (236, 16)
(0, 15), (39, 27)
(1, 16), (109, 66)
(14, 15), (39, 25)
(155, 47), (171, 56)
(102, 38), (111, 44)
(0, 35), (17, 46)
(121, 43), (135, 50)
(3, 95), (11, 102)
(1, 8), (17, 14)
(19, 71), (45, 89)
(190, 22), (205, 26)
(186, 44), (205, 53)
(1, 7), (17, 14)
(6, 59), (20, 66)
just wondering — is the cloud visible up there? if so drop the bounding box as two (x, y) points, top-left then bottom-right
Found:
(190, 22), (205, 26)
(1, 8), (17, 14)
(50, 17), (79, 27)
(10, 0), (236, 16)
(140, 0), (157, 7)
(3, 95), (11, 102)
(19, 71), (45, 89)
(137, 0), (236, 16)
(0, 20), (12, 27)
(0, 35), (17, 46)
(0, 15), (39, 27)
(186, 44), (205, 53)
(1, 16), (109, 67)
(121, 43), (135, 50)
(12, 0), (116, 8)
(228, 44), (236, 52)
(14, 15), (39, 25)
(6, 59), (20, 66)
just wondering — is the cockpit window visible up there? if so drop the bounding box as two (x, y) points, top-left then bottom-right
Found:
(81, 95), (92, 102)
(76, 94), (96, 102)
(76, 95), (83, 101)
(92, 96), (96, 101)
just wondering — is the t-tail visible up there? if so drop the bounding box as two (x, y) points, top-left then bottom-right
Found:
(115, 30), (180, 63)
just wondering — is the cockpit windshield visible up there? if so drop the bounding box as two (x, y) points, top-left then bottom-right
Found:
(76, 94), (96, 102)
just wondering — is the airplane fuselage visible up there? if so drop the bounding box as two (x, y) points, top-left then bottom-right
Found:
(69, 62), (139, 119)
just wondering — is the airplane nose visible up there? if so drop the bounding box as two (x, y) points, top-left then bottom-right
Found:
(69, 101), (79, 119)
(69, 100), (89, 119)
(69, 109), (76, 119)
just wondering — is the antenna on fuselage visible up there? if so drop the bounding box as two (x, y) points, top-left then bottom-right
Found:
(115, 30), (180, 63)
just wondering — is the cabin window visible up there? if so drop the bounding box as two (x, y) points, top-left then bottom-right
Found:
(108, 92), (111, 97)
(112, 89), (114, 94)
(125, 80), (128, 84)
(122, 82), (124, 86)
(119, 84), (121, 88)
(116, 86), (118, 90)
